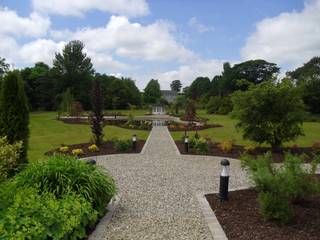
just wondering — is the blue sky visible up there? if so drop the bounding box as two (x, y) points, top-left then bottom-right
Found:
(0, 0), (319, 89)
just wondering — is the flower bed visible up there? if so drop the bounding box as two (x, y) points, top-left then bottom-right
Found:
(47, 140), (145, 157)
(205, 185), (320, 240)
(175, 140), (319, 162)
(167, 123), (222, 131)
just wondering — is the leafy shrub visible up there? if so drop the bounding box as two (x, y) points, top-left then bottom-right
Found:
(13, 155), (116, 214)
(206, 96), (233, 114)
(0, 136), (22, 182)
(0, 187), (97, 240)
(194, 138), (209, 154)
(59, 146), (69, 153)
(88, 144), (99, 152)
(218, 140), (233, 153)
(241, 153), (320, 223)
(113, 138), (132, 151)
(72, 148), (84, 156)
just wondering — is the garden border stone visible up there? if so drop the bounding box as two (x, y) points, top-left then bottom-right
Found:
(196, 187), (250, 240)
(88, 194), (122, 240)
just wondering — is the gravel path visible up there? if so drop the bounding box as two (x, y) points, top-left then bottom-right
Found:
(89, 126), (250, 240)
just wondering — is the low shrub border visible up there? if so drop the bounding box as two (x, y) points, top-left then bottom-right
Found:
(175, 140), (319, 163)
(46, 140), (146, 157)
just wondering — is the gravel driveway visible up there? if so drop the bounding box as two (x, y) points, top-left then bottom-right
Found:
(89, 126), (250, 240)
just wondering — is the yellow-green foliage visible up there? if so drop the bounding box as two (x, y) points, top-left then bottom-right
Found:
(0, 187), (98, 240)
(59, 146), (69, 153)
(218, 140), (233, 153)
(244, 144), (256, 153)
(0, 136), (22, 182)
(72, 148), (84, 156)
(88, 144), (99, 152)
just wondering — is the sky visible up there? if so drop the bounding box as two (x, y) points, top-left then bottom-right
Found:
(0, 0), (319, 89)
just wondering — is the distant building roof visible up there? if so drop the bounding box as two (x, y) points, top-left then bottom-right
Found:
(161, 90), (177, 103)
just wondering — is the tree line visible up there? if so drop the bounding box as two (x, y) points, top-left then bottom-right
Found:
(0, 40), (319, 115)
(183, 57), (320, 115)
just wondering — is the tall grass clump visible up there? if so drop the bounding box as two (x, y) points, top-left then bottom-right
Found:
(14, 154), (116, 214)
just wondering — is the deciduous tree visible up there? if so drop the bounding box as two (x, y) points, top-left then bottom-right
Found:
(231, 80), (305, 150)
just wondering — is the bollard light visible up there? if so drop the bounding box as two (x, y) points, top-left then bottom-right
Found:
(184, 135), (189, 153)
(132, 134), (137, 151)
(87, 159), (96, 165)
(219, 159), (230, 201)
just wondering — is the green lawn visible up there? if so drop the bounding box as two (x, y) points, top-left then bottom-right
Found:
(29, 110), (320, 161)
(170, 110), (320, 147)
(29, 112), (150, 161)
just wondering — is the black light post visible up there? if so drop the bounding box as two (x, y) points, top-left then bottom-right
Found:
(184, 135), (189, 153)
(219, 159), (230, 201)
(87, 159), (96, 165)
(132, 134), (137, 151)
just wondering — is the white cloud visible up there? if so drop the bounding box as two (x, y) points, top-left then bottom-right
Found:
(241, 0), (320, 67)
(19, 39), (65, 65)
(188, 17), (214, 33)
(0, 8), (50, 37)
(69, 16), (194, 62)
(134, 59), (224, 89)
(86, 51), (131, 71)
(32, 0), (149, 17)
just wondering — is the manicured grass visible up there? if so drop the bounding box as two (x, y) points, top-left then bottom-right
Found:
(29, 112), (149, 161)
(170, 110), (320, 147)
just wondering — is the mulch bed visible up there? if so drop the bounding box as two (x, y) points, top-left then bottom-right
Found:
(168, 124), (222, 131)
(175, 140), (318, 162)
(205, 184), (320, 240)
(46, 140), (145, 158)
(59, 118), (152, 130)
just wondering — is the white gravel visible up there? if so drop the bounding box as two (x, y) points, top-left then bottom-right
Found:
(89, 126), (250, 240)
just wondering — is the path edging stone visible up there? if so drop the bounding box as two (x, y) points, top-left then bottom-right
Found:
(197, 187), (250, 240)
(165, 127), (181, 156)
(88, 194), (122, 240)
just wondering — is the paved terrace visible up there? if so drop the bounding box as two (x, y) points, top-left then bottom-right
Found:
(89, 126), (250, 240)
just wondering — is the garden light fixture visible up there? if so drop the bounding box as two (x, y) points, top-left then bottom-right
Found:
(184, 135), (189, 153)
(219, 159), (230, 201)
(132, 134), (137, 151)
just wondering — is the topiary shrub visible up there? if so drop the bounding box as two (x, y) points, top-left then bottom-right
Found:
(13, 154), (116, 214)
(241, 153), (320, 223)
(0, 71), (29, 165)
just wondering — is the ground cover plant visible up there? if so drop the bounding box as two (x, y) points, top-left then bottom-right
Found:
(0, 154), (116, 239)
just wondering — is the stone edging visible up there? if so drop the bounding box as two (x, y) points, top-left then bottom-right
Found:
(140, 130), (152, 154)
(196, 187), (250, 240)
(88, 194), (121, 240)
(165, 127), (181, 156)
